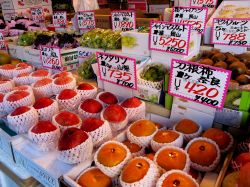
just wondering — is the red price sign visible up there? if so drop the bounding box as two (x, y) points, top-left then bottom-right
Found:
(111, 10), (136, 31)
(212, 18), (250, 47)
(53, 11), (67, 28)
(30, 7), (44, 23)
(168, 59), (231, 109)
(96, 52), (137, 90)
(40, 46), (62, 71)
(77, 11), (96, 30)
(149, 21), (191, 55)
(190, 0), (217, 8)
(172, 7), (208, 34)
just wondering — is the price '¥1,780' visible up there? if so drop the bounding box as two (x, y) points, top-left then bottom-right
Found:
(190, 0), (218, 8)
(97, 52), (137, 90)
(111, 10), (136, 32)
(40, 46), (62, 71)
(168, 59), (231, 109)
(149, 21), (191, 55)
(77, 11), (96, 30)
(212, 18), (250, 47)
(53, 11), (67, 28)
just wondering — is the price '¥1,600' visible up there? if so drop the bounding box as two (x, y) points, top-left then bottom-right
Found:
(212, 18), (250, 47)
(30, 7), (44, 23)
(190, 0), (218, 8)
(96, 52), (137, 90)
(77, 11), (96, 30)
(53, 11), (67, 28)
(40, 46), (62, 71)
(111, 10), (136, 32)
(149, 21), (191, 55)
(168, 59), (231, 109)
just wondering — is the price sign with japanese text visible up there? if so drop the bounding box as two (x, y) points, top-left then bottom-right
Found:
(172, 7), (208, 34)
(77, 11), (96, 30)
(190, 0), (218, 9)
(30, 7), (44, 23)
(168, 59), (231, 109)
(40, 46), (62, 71)
(149, 21), (191, 55)
(53, 11), (67, 28)
(0, 32), (7, 52)
(97, 52), (137, 90)
(212, 18), (250, 47)
(111, 10), (136, 31)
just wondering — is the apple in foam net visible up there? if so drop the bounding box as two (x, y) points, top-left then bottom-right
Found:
(7, 91), (29, 102)
(17, 72), (30, 77)
(58, 89), (77, 100)
(81, 118), (104, 132)
(31, 69), (49, 77)
(33, 97), (54, 109)
(121, 97), (142, 108)
(55, 111), (80, 127)
(77, 83), (94, 90)
(11, 106), (30, 116)
(103, 104), (127, 123)
(33, 78), (52, 87)
(99, 92), (118, 105)
(31, 121), (57, 134)
(54, 76), (73, 85)
(0, 93), (4, 102)
(80, 99), (103, 113)
(0, 64), (15, 70)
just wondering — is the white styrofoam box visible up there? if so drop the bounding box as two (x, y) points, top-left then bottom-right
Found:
(121, 31), (151, 57)
(149, 4), (170, 14)
(173, 97), (216, 116)
(170, 103), (215, 130)
(150, 113), (175, 128)
(8, 43), (26, 60)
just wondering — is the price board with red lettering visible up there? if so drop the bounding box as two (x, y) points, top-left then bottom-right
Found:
(97, 52), (137, 90)
(149, 21), (191, 55)
(212, 18), (250, 47)
(111, 10), (136, 31)
(30, 7), (44, 23)
(172, 7), (208, 34)
(0, 32), (7, 52)
(190, 0), (218, 9)
(40, 46), (62, 71)
(77, 11), (96, 30)
(53, 11), (67, 28)
(168, 59), (231, 109)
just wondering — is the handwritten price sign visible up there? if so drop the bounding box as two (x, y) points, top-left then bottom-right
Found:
(0, 32), (7, 52)
(190, 0), (218, 8)
(30, 7), (44, 23)
(168, 59), (231, 109)
(172, 7), (208, 34)
(40, 46), (62, 70)
(97, 52), (137, 90)
(77, 11), (96, 30)
(111, 10), (136, 31)
(53, 11), (67, 28)
(149, 21), (191, 55)
(212, 18), (250, 47)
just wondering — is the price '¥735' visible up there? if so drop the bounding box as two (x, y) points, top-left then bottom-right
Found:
(190, 0), (217, 8)
(40, 46), (62, 70)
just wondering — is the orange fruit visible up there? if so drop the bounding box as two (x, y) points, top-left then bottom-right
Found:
(130, 120), (157, 137)
(123, 140), (142, 153)
(161, 172), (197, 187)
(153, 130), (179, 143)
(175, 119), (199, 134)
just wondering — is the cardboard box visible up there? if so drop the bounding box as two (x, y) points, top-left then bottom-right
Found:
(149, 4), (169, 14)
(224, 90), (250, 112)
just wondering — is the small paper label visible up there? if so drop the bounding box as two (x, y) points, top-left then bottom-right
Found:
(77, 11), (96, 30)
(111, 10), (136, 31)
(168, 59), (231, 109)
(190, 0), (218, 8)
(0, 32), (8, 52)
(53, 11), (67, 28)
(40, 46), (62, 71)
(30, 7), (44, 23)
(97, 52), (137, 90)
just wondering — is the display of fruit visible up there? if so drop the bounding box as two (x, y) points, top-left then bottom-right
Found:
(33, 97), (54, 109)
(53, 111), (81, 130)
(98, 92), (118, 105)
(121, 97), (142, 108)
(102, 104), (127, 123)
(77, 55), (96, 80)
(234, 153), (250, 169)
(17, 31), (36, 46)
(140, 64), (166, 82)
(0, 52), (11, 65)
(79, 99), (103, 114)
(31, 120), (57, 134)
(81, 118), (104, 132)
(77, 82), (95, 90)
(122, 35), (137, 48)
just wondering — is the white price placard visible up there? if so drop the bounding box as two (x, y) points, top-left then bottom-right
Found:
(212, 18), (250, 47)
(190, 0), (218, 8)
(111, 10), (136, 31)
(40, 46), (62, 71)
(168, 59), (231, 109)
(0, 32), (7, 52)
(172, 7), (208, 34)
(77, 11), (96, 30)
(53, 11), (67, 28)
(30, 7), (44, 23)
(149, 21), (191, 55)
(97, 52), (137, 90)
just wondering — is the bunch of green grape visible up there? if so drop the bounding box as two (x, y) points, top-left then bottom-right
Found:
(121, 36), (137, 48)
(17, 31), (37, 46)
(141, 64), (166, 82)
(77, 54), (96, 80)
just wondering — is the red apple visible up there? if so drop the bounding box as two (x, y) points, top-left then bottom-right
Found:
(31, 121), (57, 133)
(11, 106), (30, 116)
(239, 162), (250, 187)
(58, 128), (88, 151)
(53, 71), (71, 79)
(16, 62), (29, 68)
(58, 89), (77, 100)
(235, 153), (250, 167)
(81, 118), (104, 132)
(77, 83), (94, 90)
(103, 104), (126, 122)
(17, 72), (30, 77)
(99, 92), (118, 105)
(7, 91), (29, 102)
(13, 85), (29, 91)
(55, 111), (80, 126)
(0, 93), (4, 102)
(121, 97), (142, 108)
(34, 78), (52, 87)
(33, 97), (54, 109)
(31, 69), (49, 77)
(54, 76), (73, 85)
(80, 99), (103, 113)
(0, 64), (15, 70)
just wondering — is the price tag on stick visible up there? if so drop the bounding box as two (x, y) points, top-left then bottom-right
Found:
(212, 18), (250, 47)
(30, 7), (44, 23)
(172, 7), (208, 34)
(149, 21), (191, 55)
(111, 10), (136, 31)
(40, 46), (62, 71)
(0, 32), (8, 52)
(53, 11), (67, 28)
(96, 52), (137, 90)
(168, 59), (231, 109)
(190, 0), (218, 9)
(77, 11), (96, 30)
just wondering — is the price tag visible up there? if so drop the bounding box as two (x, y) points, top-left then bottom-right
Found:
(77, 11), (96, 30)
(149, 21), (191, 55)
(0, 32), (8, 52)
(40, 46), (62, 71)
(53, 11), (67, 28)
(30, 7), (44, 23)
(96, 52), (137, 90)
(168, 59), (231, 109)
(212, 18), (250, 47)
(190, 0), (218, 9)
(172, 7), (208, 34)
(111, 10), (136, 31)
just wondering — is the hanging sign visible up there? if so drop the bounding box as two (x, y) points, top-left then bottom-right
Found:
(40, 46), (62, 71)
(172, 6), (208, 34)
(0, 32), (7, 52)
(53, 11), (67, 28)
(111, 10), (136, 31)
(168, 59), (231, 109)
(190, 0), (218, 9)
(212, 18), (250, 47)
(30, 7), (44, 23)
(77, 11), (96, 30)
(96, 52), (137, 90)
(149, 21), (191, 55)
